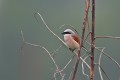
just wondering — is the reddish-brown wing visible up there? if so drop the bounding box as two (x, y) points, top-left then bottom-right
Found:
(72, 34), (80, 44)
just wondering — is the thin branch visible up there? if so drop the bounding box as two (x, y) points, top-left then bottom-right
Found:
(20, 29), (26, 55)
(90, 0), (95, 79)
(20, 29), (65, 80)
(21, 29), (25, 42)
(80, 56), (90, 69)
(51, 45), (62, 57)
(96, 47), (120, 69)
(71, 0), (90, 79)
(98, 47), (105, 80)
(71, 55), (80, 80)
(95, 36), (120, 39)
(82, 55), (90, 80)
(53, 72), (57, 80)
(85, 0), (91, 43)
(34, 12), (66, 45)
(100, 65), (111, 80)
(85, 32), (92, 41)
(85, 41), (120, 69)
(61, 74), (66, 80)
(74, 50), (90, 68)
(68, 72), (73, 80)
(60, 55), (75, 72)
(95, 62), (111, 80)
(42, 47), (64, 80)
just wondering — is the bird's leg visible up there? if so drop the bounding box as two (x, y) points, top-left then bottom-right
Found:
(69, 48), (76, 52)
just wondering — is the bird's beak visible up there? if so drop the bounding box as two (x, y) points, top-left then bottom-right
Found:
(61, 32), (65, 35)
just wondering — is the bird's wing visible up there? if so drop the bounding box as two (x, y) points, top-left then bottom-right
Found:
(72, 34), (80, 44)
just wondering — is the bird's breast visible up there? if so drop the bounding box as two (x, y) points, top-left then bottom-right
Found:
(64, 35), (80, 50)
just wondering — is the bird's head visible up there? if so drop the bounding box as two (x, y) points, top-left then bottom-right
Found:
(61, 29), (75, 36)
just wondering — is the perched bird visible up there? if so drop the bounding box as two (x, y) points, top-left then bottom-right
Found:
(62, 29), (80, 51)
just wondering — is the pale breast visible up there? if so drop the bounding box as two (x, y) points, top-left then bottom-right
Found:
(64, 35), (80, 50)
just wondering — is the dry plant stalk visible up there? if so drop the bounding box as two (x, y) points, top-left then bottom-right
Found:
(90, 0), (95, 80)
(70, 0), (90, 80)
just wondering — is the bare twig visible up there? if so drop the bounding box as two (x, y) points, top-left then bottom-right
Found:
(21, 29), (25, 42)
(20, 29), (65, 80)
(74, 50), (90, 68)
(42, 47), (64, 80)
(60, 55), (75, 72)
(95, 36), (120, 39)
(20, 29), (26, 55)
(100, 65), (111, 80)
(61, 74), (66, 80)
(96, 47), (120, 69)
(86, 41), (120, 69)
(90, 0), (95, 80)
(51, 45), (62, 57)
(85, 32), (92, 41)
(34, 12), (66, 45)
(98, 47), (105, 80)
(82, 55), (90, 80)
(80, 57), (90, 69)
(71, 0), (90, 80)
(68, 72), (73, 80)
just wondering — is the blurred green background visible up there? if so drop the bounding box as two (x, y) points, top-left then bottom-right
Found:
(0, 0), (120, 80)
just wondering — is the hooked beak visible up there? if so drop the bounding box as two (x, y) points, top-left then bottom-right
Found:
(61, 32), (65, 35)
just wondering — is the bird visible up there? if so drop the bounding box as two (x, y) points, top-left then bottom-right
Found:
(62, 29), (80, 52)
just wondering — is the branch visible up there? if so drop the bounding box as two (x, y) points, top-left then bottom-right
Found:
(98, 47), (105, 80)
(34, 12), (66, 45)
(71, 0), (90, 80)
(100, 65), (111, 80)
(51, 45), (62, 57)
(85, 41), (120, 69)
(60, 55), (75, 72)
(20, 29), (65, 80)
(82, 55), (90, 80)
(42, 47), (65, 80)
(95, 36), (120, 39)
(90, 0), (95, 80)
(96, 47), (120, 69)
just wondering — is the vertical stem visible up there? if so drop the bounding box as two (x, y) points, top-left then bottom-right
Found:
(90, 0), (95, 80)
(71, 0), (90, 80)
(71, 51), (80, 80)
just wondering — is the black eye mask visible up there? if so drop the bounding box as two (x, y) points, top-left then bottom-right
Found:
(61, 32), (71, 35)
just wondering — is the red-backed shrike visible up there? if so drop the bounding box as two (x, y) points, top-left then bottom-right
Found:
(62, 29), (80, 51)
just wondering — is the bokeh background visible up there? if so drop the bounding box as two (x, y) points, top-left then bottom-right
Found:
(0, 0), (120, 80)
